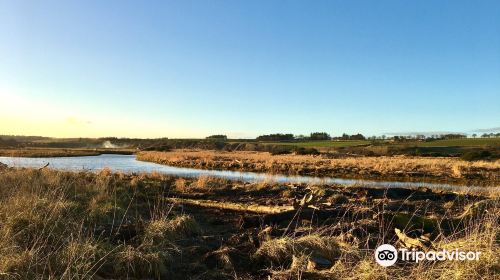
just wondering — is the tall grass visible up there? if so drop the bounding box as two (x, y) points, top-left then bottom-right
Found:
(0, 168), (196, 279)
(137, 150), (500, 182)
(0, 167), (498, 279)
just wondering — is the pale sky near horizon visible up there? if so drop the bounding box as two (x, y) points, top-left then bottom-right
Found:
(1, 0), (499, 138)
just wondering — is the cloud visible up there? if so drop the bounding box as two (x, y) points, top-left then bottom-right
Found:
(470, 127), (500, 133)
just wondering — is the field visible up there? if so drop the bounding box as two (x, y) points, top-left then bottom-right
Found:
(413, 138), (500, 147)
(236, 138), (500, 149)
(248, 140), (371, 148)
(0, 166), (498, 279)
(2, 136), (499, 158)
(137, 150), (500, 184)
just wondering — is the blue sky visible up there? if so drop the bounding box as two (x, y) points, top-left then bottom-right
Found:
(1, 0), (499, 138)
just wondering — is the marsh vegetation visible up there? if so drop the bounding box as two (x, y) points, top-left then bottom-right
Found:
(137, 150), (500, 184)
(0, 165), (498, 279)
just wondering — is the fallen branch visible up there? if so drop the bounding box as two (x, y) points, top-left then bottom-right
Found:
(38, 162), (50, 171)
(164, 197), (295, 214)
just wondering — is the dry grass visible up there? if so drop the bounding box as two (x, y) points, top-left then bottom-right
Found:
(0, 167), (498, 279)
(0, 168), (198, 279)
(260, 204), (499, 280)
(137, 150), (500, 183)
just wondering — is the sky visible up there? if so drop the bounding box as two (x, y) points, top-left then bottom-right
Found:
(1, 0), (499, 138)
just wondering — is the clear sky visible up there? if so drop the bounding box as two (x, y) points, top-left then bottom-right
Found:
(1, 0), (499, 138)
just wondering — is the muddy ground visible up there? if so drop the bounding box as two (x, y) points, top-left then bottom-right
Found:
(148, 177), (498, 279)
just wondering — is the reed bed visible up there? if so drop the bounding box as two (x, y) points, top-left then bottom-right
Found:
(137, 150), (500, 182)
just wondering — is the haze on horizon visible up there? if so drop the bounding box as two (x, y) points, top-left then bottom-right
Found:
(1, 1), (499, 139)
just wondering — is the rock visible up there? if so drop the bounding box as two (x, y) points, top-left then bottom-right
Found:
(306, 256), (332, 270)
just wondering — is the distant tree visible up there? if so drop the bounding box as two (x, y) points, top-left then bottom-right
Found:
(472, 133), (477, 138)
(256, 133), (294, 141)
(441, 134), (466, 139)
(309, 132), (331, 140)
(336, 133), (365, 141)
(350, 133), (366, 140)
(206, 135), (227, 141)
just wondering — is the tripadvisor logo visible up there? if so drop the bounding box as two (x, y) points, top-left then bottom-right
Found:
(375, 244), (398, 267)
(374, 244), (481, 267)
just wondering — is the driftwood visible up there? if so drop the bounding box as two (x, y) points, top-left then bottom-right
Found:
(38, 162), (50, 171)
(165, 197), (295, 214)
(164, 197), (370, 228)
(395, 228), (434, 249)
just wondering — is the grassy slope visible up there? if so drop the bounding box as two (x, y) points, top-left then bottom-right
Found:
(0, 148), (100, 157)
(0, 148), (134, 157)
(234, 138), (500, 149)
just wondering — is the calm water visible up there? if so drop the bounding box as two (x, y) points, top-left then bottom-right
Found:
(0, 154), (492, 193)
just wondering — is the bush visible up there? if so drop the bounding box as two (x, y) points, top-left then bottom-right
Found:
(206, 135), (227, 141)
(143, 145), (171, 152)
(461, 150), (492, 161)
(294, 147), (320, 155)
(267, 145), (294, 155)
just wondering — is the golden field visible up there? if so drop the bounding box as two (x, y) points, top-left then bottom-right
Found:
(137, 150), (500, 183)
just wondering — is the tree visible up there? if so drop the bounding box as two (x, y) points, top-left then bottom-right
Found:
(206, 135), (227, 141)
(309, 132), (331, 140)
(350, 133), (366, 140)
(256, 133), (294, 141)
(472, 133), (477, 138)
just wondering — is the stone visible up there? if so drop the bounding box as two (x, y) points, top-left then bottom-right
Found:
(307, 255), (332, 270)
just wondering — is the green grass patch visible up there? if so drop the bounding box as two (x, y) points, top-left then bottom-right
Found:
(410, 138), (500, 147)
(257, 140), (370, 148)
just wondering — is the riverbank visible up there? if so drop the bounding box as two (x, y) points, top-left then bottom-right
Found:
(0, 148), (134, 157)
(137, 150), (500, 184)
(0, 168), (498, 279)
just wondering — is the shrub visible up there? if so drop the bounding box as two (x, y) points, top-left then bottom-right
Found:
(143, 144), (172, 152)
(461, 150), (492, 161)
(268, 145), (294, 155)
(294, 147), (320, 155)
